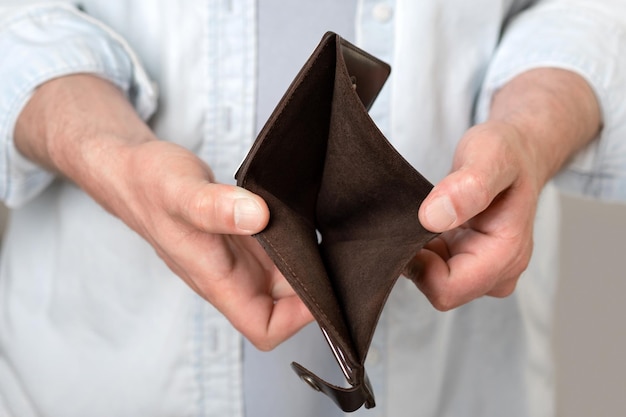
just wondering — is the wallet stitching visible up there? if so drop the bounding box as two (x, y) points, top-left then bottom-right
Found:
(246, 36), (347, 346)
(259, 234), (347, 350)
(244, 35), (349, 354)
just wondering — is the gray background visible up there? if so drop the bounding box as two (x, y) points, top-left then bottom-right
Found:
(0, 195), (624, 415)
(556, 195), (626, 416)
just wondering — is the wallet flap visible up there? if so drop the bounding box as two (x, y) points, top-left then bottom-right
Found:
(338, 38), (390, 111)
(291, 362), (375, 412)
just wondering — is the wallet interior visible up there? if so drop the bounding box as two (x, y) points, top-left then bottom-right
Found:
(236, 32), (437, 412)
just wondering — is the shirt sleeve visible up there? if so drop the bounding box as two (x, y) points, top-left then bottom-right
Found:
(475, 0), (626, 202)
(0, 3), (158, 207)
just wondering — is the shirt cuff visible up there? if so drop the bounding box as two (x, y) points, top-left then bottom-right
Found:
(475, 1), (626, 201)
(0, 4), (158, 207)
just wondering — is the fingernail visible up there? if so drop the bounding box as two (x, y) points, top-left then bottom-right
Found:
(424, 196), (456, 231)
(234, 198), (263, 232)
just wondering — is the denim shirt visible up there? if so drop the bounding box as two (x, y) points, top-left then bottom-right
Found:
(0, 1), (625, 417)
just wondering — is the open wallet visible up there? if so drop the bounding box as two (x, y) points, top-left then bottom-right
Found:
(235, 32), (438, 412)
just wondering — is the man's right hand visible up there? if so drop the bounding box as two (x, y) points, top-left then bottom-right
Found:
(15, 74), (313, 350)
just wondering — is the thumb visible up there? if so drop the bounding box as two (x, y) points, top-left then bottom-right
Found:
(177, 183), (270, 235)
(418, 128), (517, 233)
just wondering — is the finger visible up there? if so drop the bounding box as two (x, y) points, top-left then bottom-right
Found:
(402, 236), (450, 282)
(220, 281), (314, 351)
(406, 228), (527, 311)
(404, 248), (454, 310)
(244, 263), (314, 349)
(486, 278), (518, 298)
(253, 295), (314, 351)
(176, 183), (270, 235)
(419, 126), (519, 232)
(172, 234), (312, 350)
(411, 252), (500, 311)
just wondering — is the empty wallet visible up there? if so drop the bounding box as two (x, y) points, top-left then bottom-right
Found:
(235, 32), (438, 412)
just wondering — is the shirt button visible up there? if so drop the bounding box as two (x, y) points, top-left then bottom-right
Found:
(372, 3), (393, 23)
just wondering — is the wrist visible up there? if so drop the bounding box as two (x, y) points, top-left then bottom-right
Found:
(488, 68), (601, 189)
(15, 74), (155, 209)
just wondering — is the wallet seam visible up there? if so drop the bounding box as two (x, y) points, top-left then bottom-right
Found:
(259, 234), (344, 342)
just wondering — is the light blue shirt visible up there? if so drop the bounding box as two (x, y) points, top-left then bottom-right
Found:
(0, 1), (625, 416)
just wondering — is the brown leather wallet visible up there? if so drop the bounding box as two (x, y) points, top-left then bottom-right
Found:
(235, 32), (437, 412)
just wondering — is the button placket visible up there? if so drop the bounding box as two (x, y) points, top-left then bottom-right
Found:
(200, 0), (257, 183)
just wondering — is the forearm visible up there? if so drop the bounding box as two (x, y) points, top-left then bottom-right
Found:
(488, 68), (601, 191)
(14, 74), (155, 213)
(0, 3), (158, 206)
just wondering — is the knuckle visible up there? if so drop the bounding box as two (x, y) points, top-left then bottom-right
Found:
(461, 170), (492, 212)
(432, 302), (453, 312)
(191, 191), (217, 219)
(429, 293), (458, 312)
(489, 281), (518, 298)
(501, 282), (517, 297)
(184, 185), (235, 231)
(250, 336), (276, 352)
(403, 259), (423, 283)
(510, 239), (533, 276)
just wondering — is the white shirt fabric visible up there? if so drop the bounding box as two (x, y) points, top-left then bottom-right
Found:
(0, 1), (626, 416)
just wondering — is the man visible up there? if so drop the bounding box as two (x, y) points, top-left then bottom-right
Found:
(0, 1), (624, 416)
